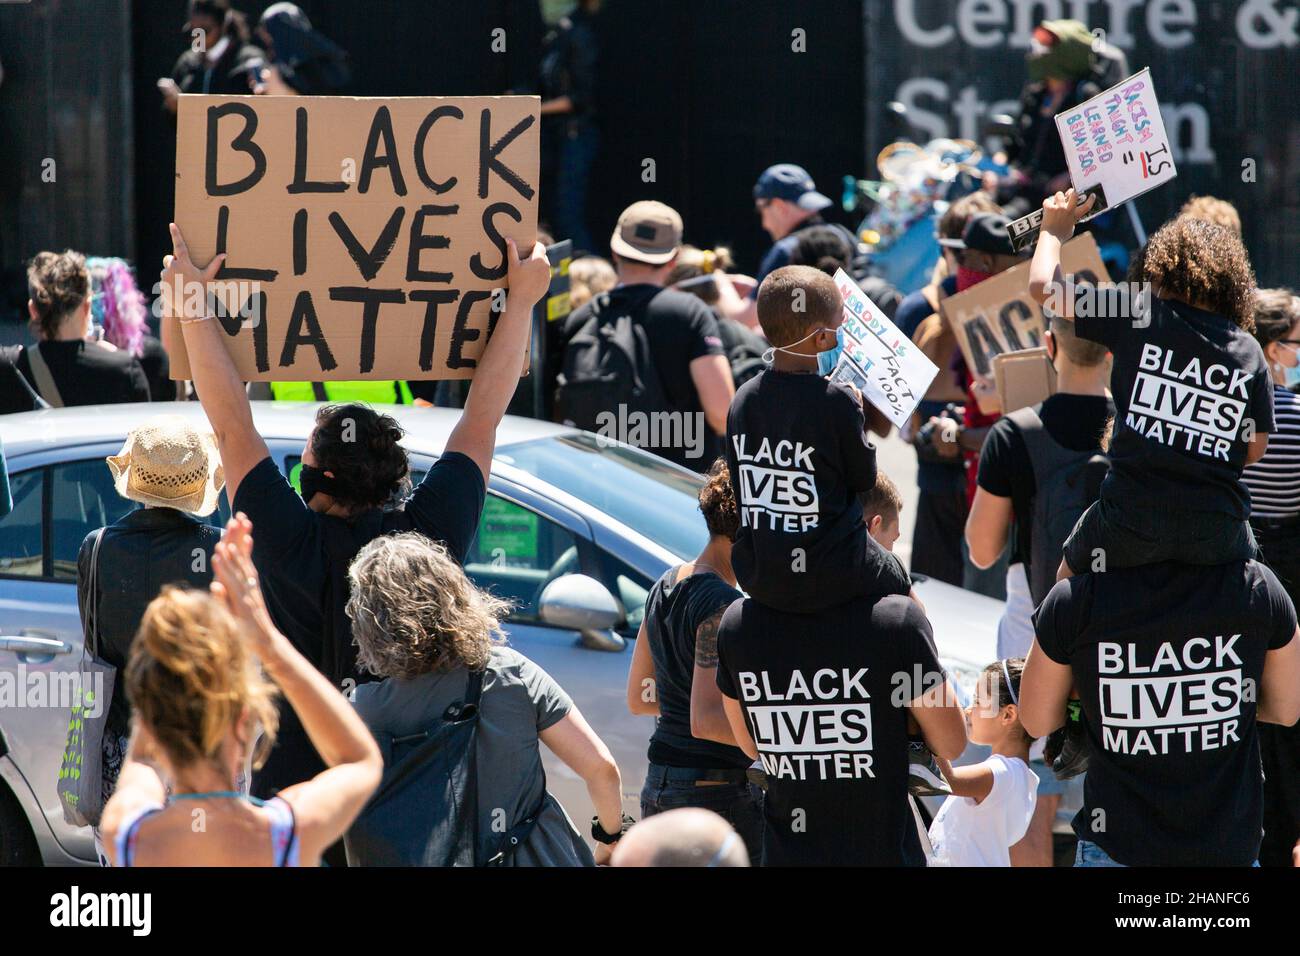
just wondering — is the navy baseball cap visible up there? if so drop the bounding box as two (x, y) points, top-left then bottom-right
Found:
(753, 164), (833, 212)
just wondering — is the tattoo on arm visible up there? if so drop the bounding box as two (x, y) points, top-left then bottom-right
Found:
(694, 608), (725, 669)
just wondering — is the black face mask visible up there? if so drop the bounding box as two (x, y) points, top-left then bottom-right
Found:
(299, 463), (345, 506)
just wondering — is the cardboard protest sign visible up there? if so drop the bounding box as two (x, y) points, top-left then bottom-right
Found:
(944, 233), (1106, 380)
(831, 269), (939, 429)
(166, 94), (539, 381)
(993, 347), (1056, 414)
(1007, 68), (1178, 252)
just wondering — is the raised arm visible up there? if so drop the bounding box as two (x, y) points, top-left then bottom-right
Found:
(162, 223), (269, 504)
(1028, 189), (1096, 311)
(445, 239), (551, 483)
(211, 515), (381, 864)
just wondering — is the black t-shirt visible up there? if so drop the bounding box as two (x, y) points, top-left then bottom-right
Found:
(716, 594), (944, 866)
(558, 284), (725, 472)
(1034, 560), (1297, 866)
(726, 370), (909, 612)
(233, 451), (485, 794)
(977, 393), (1115, 565)
(643, 568), (749, 770)
(0, 342), (150, 413)
(1074, 294), (1273, 521)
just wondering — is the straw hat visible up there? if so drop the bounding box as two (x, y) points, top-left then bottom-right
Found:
(106, 416), (225, 516)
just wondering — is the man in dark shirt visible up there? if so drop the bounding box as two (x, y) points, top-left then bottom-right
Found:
(162, 225), (552, 798)
(1023, 560), (1300, 866)
(1, 250), (150, 413)
(554, 201), (735, 471)
(716, 594), (966, 865)
(159, 1), (262, 112)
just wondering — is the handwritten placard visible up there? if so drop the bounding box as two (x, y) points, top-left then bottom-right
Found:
(831, 269), (939, 428)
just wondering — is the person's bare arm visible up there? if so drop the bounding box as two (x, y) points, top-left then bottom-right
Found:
(689, 607), (737, 745)
(935, 755), (995, 803)
(444, 239), (551, 484)
(625, 619), (659, 716)
(1019, 638), (1075, 738)
(907, 678), (967, 760)
(1246, 432), (1270, 466)
(99, 724), (170, 866)
(1028, 189), (1096, 311)
(539, 708), (623, 838)
(721, 694), (758, 759)
(966, 488), (1013, 570)
(689, 354), (735, 436)
(162, 223), (268, 504)
(1258, 627), (1300, 726)
(212, 516), (382, 863)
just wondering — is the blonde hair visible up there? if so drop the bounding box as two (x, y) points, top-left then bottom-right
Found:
(569, 255), (618, 310)
(126, 587), (279, 770)
(1179, 195), (1242, 236)
(347, 533), (509, 680)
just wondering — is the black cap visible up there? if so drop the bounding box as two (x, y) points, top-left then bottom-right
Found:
(942, 213), (1026, 258)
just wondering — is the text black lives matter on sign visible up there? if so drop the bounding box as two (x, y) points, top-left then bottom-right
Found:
(166, 94), (540, 381)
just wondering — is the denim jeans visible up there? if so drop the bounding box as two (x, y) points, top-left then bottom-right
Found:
(641, 764), (764, 866)
(1076, 838), (1261, 867)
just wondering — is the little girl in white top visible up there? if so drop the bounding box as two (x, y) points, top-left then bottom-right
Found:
(928, 658), (1038, 867)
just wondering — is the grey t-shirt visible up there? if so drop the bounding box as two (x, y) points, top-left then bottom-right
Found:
(351, 646), (594, 866)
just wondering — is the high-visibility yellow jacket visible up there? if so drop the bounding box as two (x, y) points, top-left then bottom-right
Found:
(269, 380), (415, 404)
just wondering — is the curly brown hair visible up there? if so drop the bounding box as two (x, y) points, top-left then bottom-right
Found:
(347, 533), (509, 680)
(127, 586), (280, 771)
(1128, 216), (1257, 331)
(27, 250), (89, 339)
(699, 458), (739, 541)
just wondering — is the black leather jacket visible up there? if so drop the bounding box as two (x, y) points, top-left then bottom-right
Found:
(77, 508), (220, 736)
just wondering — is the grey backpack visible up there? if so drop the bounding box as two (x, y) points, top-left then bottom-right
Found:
(1007, 406), (1109, 607)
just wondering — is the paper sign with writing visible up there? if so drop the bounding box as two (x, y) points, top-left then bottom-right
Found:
(166, 94), (539, 381)
(944, 233), (1107, 379)
(831, 269), (939, 429)
(1006, 68), (1177, 252)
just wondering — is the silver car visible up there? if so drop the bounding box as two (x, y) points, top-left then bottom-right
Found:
(0, 402), (1008, 865)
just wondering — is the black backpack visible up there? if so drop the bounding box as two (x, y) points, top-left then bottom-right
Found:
(1007, 406), (1110, 606)
(344, 668), (544, 866)
(553, 288), (672, 431)
(715, 314), (768, 389)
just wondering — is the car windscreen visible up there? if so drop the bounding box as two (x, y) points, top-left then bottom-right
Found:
(495, 434), (709, 561)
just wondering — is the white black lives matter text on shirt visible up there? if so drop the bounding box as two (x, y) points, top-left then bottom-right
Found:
(738, 667), (875, 781)
(1125, 343), (1252, 463)
(1097, 635), (1246, 756)
(732, 435), (820, 533)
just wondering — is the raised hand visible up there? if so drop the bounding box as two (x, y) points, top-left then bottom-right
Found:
(1040, 188), (1097, 243)
(159, 222), (225, 321)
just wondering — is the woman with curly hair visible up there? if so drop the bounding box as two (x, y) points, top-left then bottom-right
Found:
(100, 516), (381, 866)
(625, 459), (760, 865)
(1029, 189), (1273, 576)
(346, 532), (625, 865)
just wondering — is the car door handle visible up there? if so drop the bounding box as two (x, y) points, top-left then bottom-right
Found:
(0, 635), (75, 658)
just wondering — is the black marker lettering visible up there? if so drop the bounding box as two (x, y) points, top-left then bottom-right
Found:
(413, 105), (463, 194)
(287, 107), (348, 194)
(410, 289), (460, 371)
(358, 106), (408, 196)
(469, 202), (521, 281)
(279, 291), (337, 371)
(478, 109), (535, 200)
(328, 287), (406, 375)
(214, 206), (278, 281)
(328, 207), (405, 282)
(448, 289), (492, 369)
(205, 102), (266, 197)
(406, 204), (458, 283)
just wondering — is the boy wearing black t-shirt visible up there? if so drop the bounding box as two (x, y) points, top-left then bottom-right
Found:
(1029, 190), (1274, 576)
(725, 266), (911, 612)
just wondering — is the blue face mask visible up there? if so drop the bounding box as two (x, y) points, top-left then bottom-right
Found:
(816, 327), (846, 376)
(1286, 362), (1300, 389)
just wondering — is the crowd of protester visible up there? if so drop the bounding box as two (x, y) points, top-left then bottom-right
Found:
(2, 11), (1300, 869)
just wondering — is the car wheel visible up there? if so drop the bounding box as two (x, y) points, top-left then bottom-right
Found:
(0, 782), (41, 866)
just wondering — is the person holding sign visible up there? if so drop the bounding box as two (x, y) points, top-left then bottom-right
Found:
(724, 265), (911, 615)
(1029, 189), (1273, 580)
(161, 222), (552, 805)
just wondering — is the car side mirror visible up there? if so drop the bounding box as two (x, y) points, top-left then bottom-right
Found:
(538, 574), (626, 652)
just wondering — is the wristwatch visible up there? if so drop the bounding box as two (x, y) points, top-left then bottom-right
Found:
(591, 813), (634, 845)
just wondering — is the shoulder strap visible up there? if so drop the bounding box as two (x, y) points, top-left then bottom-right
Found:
(85, 529), (106, 657)
(24, 345), (65, 408)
